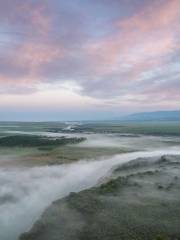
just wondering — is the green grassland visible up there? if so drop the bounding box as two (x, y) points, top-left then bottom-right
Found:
(0, 135), (85, 147)
(27, 145), (133, 165)
(0, 121), (66, 132)
(0, 134), (134, 166)
(67, 121), (180, 136)
(0, 121), (180, 136)
(0, 121), (179, 166)
(3, 145), (133, 167)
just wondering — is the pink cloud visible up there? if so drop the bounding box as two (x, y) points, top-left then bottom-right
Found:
(117, 0), (180, 31)
(19, 3), (52, 36)
(86, 0), (180, 78)
(0, 0), (179, 111)
(16, 42), (65, 75)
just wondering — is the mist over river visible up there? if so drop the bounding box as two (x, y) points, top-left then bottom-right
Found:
(1, 148), (180, 239)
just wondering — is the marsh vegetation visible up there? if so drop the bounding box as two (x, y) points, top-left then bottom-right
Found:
(0, 135), (86, 147)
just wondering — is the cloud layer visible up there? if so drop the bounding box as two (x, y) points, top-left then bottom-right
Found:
(0, 0), (180, 113)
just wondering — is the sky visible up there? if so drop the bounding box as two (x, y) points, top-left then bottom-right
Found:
(0, 0), (180, 121)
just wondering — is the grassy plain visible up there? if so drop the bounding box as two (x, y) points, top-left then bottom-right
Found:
(0, 121), (180, 166)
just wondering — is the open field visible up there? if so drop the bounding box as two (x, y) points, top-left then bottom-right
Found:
(63, 121), (180, 136)
(0, 135), (85, 147)
(0, 122), (180, 167)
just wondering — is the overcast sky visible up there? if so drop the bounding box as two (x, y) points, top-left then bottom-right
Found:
(0, 0), (179, 120)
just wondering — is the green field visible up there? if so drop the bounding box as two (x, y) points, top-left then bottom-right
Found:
(67, 121), (180, 136)
(0, 121), (179, 166)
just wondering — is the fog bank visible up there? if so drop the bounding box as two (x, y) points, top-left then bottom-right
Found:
(1, 147), (180, 240)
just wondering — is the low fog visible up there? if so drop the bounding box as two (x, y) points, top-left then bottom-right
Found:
(1, 146), (180, 240)
(5, 129), (180, 151)
(78, 134), (180, 150)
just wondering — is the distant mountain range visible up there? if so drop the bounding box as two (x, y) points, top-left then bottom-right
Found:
(121, 111), (180, 121)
